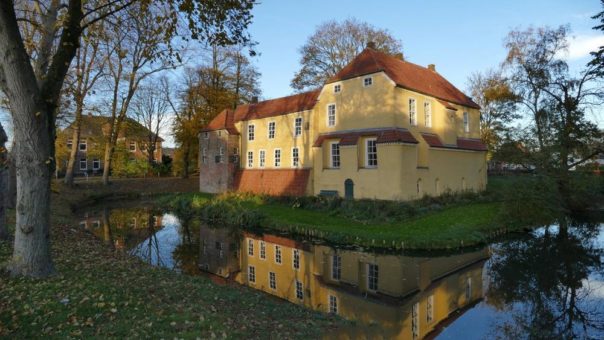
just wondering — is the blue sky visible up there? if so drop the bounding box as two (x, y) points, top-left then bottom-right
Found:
(248, 0), (603, 100)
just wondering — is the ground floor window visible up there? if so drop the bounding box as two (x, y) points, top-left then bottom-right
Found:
(292, 147), (299, 167)
(330, 142), (340, 168)
(274, 149), (281, 167)
(366, 138), (378, 167)
(295, 280), (304, 300)
(328, 295), (338, 314)
(79, 158), (87, 171)
(259, 150), (266, 168)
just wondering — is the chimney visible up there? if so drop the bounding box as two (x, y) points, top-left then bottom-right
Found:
(394, 52), (404, 60)
(428, 64), (436, 72)
(87, 112), (92, 117)
(366, 41), (376, 49)
(251, 96), (258, 104)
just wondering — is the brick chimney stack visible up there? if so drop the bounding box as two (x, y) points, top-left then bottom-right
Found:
(428, 64), (436, 71)
(366, 41), (376, 49)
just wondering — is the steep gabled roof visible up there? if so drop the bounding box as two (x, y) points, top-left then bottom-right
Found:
(64, 115), (164, 142)
(327, 48), (480, 109)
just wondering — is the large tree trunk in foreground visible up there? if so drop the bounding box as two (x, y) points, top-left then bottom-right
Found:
(0, 123), (9, 240)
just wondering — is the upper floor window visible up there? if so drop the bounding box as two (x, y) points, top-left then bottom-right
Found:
(327, 104), (336, 127)
(367, 263), (378, 291)
(92, 159), (101, 170)
(259, 150), (266, 168)
(202, 148), (208, 164)
(330, 142), (340, 168)
(79, 158), (87, 171)
(334, 84), (341, 93)
(409, 98), (417, 126)
(274, 149), (281, 167)
(424, 101), (432, 128)
(463, 111), (470, 132)
(248, 124), (255, 141)
(129, 141), (136, 151)
(363, 76), (373, 87)
(268, 121), (275, 139)
(294, 117), (303, 137)
(331, 255), (341, 280)
(292, 147), (300, 167)
(79, 139), (87, 151)
(203, 132), (209, 139)
(67, 139), (73, 149)
(366, 138), (378, 168)
(247, 151), (254, 168)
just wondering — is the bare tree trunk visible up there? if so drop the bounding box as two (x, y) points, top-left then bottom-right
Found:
(0, 122), (9, 240)
(182, 141), (190, 179)
(64, 107), (83, 186)
(102, 142), (114, 185)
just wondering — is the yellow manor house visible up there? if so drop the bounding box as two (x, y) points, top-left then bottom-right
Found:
(199, 46), (487, 200)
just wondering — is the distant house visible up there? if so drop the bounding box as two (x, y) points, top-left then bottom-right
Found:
(56, 115), (163, 176)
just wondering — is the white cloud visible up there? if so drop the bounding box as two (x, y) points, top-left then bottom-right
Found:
(565, 35), (604, 60)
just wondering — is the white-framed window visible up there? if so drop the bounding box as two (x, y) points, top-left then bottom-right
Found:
(367, 263), (378, 291)
(328, 295), (338, 314)
(334, 84), (341, 93)
(463, 111), (470, 132)
(203, 132), (209, 139)
(465, 277), (472, 300)
(92, 220), (100, 228)
(79, 158), (87, 171)
(424, 101), (432, 128)
(412, 302), (420, 339)
(295, 280), (304, 300)
(327, 104), (336, 127)
(202, 148), (208, 164)
(248, 239), (254, 256)
(274, 149), (281, 167)
(67, 139), (73, 149)
(366, 138), (378, 168)
(92, 159), (100, 170)
(427, 294), (434, 323)
(259, 150), (266, 168)
(248, 265), (256, 283)
(409, 98), (417, 126)
(363, 76), (373, 87)
(294, 117), (303, 137)
(332, 255), (341, 281)
(293, 249), (300, 270)
(330, 142), (340, 168)
(129, 141), (136, 151)
(79, 139), (87, 151)
(292, 147), (300, 167)
(260, 241), (266, 260)
(275, 245), (282, 264)
(268, 121), (275, 139)
(248, 124), (255, 141)
(247, 151), (254, 168)
(269, 272), (277, 290)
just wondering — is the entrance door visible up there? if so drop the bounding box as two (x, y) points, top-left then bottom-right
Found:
(344, 179), (354, 200)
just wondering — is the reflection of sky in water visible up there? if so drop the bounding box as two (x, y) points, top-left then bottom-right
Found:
(129, 214), (181, 269)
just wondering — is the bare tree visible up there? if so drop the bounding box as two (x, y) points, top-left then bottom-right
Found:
(291, 18), (403, 91)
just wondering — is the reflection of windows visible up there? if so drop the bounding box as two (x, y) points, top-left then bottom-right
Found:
(292, 147), (299, 167)
(269, 272), (276, 290)
(412, 302), (419, 339)
(247, 151), (253, 168)
(275, 245), (282, 264)
(328, 295), (338, 314)
(295, 280), (303, 300)
(259, 150), (266, 168)
(427, 295), (434, 323)
(331, 255), (341, 280)
(247, 239), (254, 256)
(248, 265), (256, 283)
(274, 149), (281, 167)
(465, 277), (472, 300)
(367, 263), (378, 291)
(79, 158), (87, 171)
(293, 249), (300, 270)
(330, 142), (340, 168)
(260, 241), (266, 259)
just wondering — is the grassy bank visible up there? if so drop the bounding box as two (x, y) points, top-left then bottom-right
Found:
(158, 176), (526, 250)
(0, 178), (339, 338)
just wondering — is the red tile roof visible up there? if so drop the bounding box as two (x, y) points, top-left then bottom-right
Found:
(201, 109), (238, 134)
(327, 48), (480, 109)
(420, 133), (487, 152)
(437, 99), (458, 111)
(313, 128), (418, 147)
(420, 133), (445, 147)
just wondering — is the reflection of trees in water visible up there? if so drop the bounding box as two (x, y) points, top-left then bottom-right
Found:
(487, 218), (604, 338)
(130, 208), (167, 267)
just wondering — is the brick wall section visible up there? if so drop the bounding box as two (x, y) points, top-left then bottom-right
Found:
(199, 130), (240, 193)
(233, 169), (311, 196)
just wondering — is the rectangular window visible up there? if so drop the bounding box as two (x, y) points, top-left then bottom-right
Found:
(329, 295), (338, 314)
(268, 121), (275, 139)
(92, 159), (100, 170)
(366, 138), (378, 168)
(248, 124), (255, 141)
(463, 111), (470, 132)
(129, 141), (136, 151)
(294, 117), (303, 137)
(295, 280), (304, 300)
(334, 84), (341, 93)
(247, 151), (254, 168)
(424, 101), (432, 128)
(202, 148), (208, 164)
(269, 272), (277, 290)
(427, 295), (434, 323)
(367, 263), (378, 291)
(248, 239), (254, 256)
(332, 255), (341, 280)
(330, 142), (340, 168)
(259, 150), (266, 168)
(292, 147), (300, 167)
(233, 147), (239, 155)
(293, 249), (300, 270)
(412, 302), (420, 339)
(67, 139), (73, 149)
(409, 98), (417, 126)
(203, 132), (209, 139)
(327, 104), (336, 127)
(275, 245), (282, 264)
(79, 158), (87, 171)
(248, 265), (256, 283)
(274, 149), (281, 167)
(79, 139), (87, 151)
(260, 241), (266, 260)
(363, 76), (373, 87)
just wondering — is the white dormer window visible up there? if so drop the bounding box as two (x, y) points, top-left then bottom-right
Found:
(334, 84), (341, 93)
(248, 124), (255, 141)
(424, 101), (432, 128)
(363, 76), (373, 87)
(409, 98), (417, 126)
(463, 112), (470, 132)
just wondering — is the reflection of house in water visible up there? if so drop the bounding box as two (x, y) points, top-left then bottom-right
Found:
(199, 226), (489, 339)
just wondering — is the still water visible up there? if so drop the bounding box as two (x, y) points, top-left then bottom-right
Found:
(77, 204), (604, 339)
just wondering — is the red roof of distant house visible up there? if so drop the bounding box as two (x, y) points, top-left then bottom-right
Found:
(313, 128), (418, 147)
(327, 48), (480, 109)
(420, 133), (487, 151)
